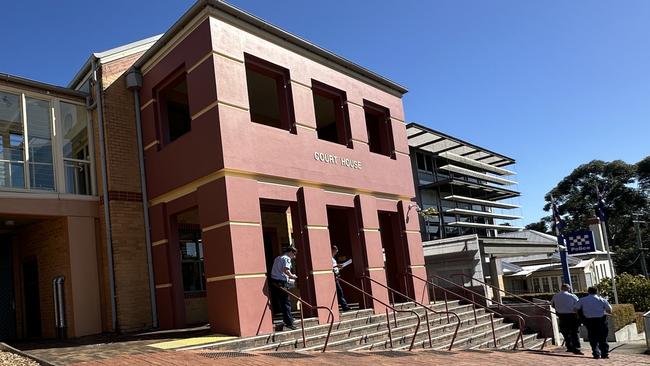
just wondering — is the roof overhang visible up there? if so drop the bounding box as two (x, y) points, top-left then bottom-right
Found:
(2, 73), (87, 100)
(479, 237), (558, 257)
(407, 122), (515, 167)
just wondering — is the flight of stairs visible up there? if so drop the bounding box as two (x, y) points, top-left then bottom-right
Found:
(183, 300), (546, 353)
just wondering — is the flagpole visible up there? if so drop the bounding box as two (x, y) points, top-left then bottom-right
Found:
(599, 219), (619, 304)
(596, 184), (618, 304)
(551, 195), (572, 288)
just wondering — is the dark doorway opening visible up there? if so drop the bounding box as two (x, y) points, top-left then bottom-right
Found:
(22, 257), (41, 338)
(260, 201), (301, 322)
(0, 240), (16, 341)
(326, 206), (367, 309)
(378, 211), (410, 303)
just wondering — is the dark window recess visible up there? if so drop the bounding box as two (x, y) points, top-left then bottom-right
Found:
(416, 153), (425, 170)
(312, 80), (351, 146)
(363, 100), (394, 158)
(158, 75), (191, 144)
(180, 229), (205, 293)
(244, 54), (296, 133)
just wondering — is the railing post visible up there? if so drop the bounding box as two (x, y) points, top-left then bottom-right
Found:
(300, 305), (306, 348)
(425, 311), (432, 348)
(386, 308), (393, 349)
(471, 293), (477, 324)
(444, 291), (450, 323)
(489, 313), (496, 348)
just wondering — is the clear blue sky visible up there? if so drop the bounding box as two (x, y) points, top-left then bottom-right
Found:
(2, 1), (649, 224)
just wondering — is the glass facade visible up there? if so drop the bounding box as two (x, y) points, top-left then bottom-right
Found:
(0, 88), (94, 195)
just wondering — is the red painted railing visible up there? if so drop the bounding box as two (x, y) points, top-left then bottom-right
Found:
(272, 284), (334, 352)
(450, 273), (553, 349)
(337, 277), (421, 351)
(361, 275), (461, 350)
(406, 272), (527, 350)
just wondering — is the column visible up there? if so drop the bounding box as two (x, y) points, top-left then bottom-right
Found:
(197, 176), (272, 336)
(354, 195), (390, 313)
(397, 201), (430, 304)
(489, 255), (503, 303)
(296, 187), (340, 323)
(149, 203), (185, 329)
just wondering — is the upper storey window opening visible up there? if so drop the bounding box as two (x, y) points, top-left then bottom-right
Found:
(311, 80), (351, 147)
(363, 100), (394, 158)
(244, 54), (296, 133)
(157, 73), (191, 145)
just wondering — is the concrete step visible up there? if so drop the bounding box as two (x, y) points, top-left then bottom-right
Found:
(299, 310), (497, 352)
(196, 302), (469, 351)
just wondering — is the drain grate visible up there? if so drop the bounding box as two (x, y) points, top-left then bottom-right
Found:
(265, 352), (315, 359)
(371, 351), (412, 358)
(201, 352), (257, 359)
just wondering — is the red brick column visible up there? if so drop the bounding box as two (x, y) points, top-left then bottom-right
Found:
(397, 201), (429, 304)
(197, 176), (272, 336)
(149, 203), (185, 329)
(296, 187), (340, 323)
(354, 195), (390, 313)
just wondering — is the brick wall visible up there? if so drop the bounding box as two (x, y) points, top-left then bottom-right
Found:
(88, 51), (154, 333)
(12, 218), (74, 339)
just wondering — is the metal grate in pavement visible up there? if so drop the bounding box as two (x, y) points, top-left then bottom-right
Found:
(265, 352), (315, 359)
(200, 352), (257, 359)
(371, 351), (412, 358)
(341, 352), (373, 357)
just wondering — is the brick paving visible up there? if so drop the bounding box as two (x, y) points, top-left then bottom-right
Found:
(67, 348), (650, 366)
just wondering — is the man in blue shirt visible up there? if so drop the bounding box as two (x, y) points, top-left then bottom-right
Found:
(551, 284), (582, 354)
(574, 286), (613, 359)
(270, 246), (298, 330)
(332, 245), (350, 311)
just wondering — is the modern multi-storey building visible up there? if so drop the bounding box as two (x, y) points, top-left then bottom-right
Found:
(0, 0), (428, 341)
(406, 123), (557, 297)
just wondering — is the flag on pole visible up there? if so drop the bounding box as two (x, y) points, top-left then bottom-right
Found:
(551, 195), (572, 286)
(596, 185), (607, 222)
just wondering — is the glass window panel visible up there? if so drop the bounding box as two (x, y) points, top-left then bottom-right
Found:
(26, 97), (54, 190)
(60, 102), (89, 160)
(0, 91), (25, 188)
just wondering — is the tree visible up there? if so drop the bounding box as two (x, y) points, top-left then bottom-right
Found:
(525, 218), (551, 234)
(596, 273), (650, 312)
(538, 159), (650, 274)
(638, 156), (650, 192)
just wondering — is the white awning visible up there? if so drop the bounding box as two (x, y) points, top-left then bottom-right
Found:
(444, 208), (521, 220)
(443, 195), (520, 209)
(439, 164), (518, 186)
(438, 152), (515, 176)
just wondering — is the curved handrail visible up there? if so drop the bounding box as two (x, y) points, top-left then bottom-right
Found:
(337, 277), (421, 351)
(361, 275), (461, 351)
(272, 284), (334, 352)
(450, 273), (556, 315)
(406, 272), (526, 350)
(450, 273), (553, 350)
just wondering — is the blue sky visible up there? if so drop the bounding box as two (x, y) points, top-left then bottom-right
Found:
(2, 1), (649, 224)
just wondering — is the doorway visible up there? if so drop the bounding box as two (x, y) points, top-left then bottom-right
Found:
(22, 257), (41, 338)
(0, 241), (16, 341)
(378, 211), (410, 302)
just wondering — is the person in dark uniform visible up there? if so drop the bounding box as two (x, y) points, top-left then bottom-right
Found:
(270, 246), (298, 330)
(551, 283), (583, 354)
(331, 245), (350, 311)
(574, 286), (613, 359)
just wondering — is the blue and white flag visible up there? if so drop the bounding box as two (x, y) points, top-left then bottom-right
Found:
(596, 185), (607, 222)
(566, 230), (596, 254)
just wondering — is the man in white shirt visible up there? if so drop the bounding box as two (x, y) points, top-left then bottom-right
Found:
(574, 286), (613, 359)
(270, 246), (298, 330)
(551, 284), (582, 354)
(332, 245), (350, 311)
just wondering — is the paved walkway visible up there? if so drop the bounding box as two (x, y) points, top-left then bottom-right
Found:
(67, 348), (649, 366)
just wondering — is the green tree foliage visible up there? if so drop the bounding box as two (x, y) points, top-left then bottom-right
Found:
(525, 218), (551, 234)
(596, 273), (650, 312)
(539, 158), (650, 274)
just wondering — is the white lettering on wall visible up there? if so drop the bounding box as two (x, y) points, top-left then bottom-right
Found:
(313, 152), (362, 170)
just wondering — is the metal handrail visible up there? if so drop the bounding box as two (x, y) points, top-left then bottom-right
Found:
(406, 272), (526, 350)
(337, 277), (421, 351)
(450, 273), (552, 350)
(272, 284), (334, 352)
(361, 275), (461, 351)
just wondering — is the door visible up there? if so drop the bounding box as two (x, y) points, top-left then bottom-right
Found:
(23, 258), (41, 338)
(0, 242), (16, 341)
